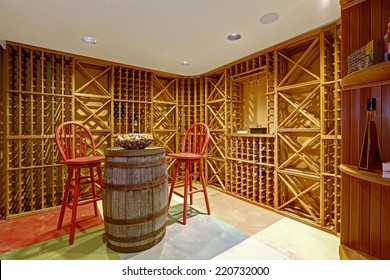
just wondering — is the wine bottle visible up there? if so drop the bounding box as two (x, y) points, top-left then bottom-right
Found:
(358, 98), (382, 172)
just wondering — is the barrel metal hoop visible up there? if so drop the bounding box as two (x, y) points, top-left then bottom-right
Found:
(104, 204), (168, 225)
(103, 176), (167, 191)
(104, 158), (166, 169)
(106, 229), (166, 253)
(105, 224), (165, 243)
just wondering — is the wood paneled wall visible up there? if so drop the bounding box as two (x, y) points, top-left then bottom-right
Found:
(340, 0), (390, 259)
(0, 45), (6, 218)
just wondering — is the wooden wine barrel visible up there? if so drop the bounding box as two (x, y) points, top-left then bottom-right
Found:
(102, 146), (168, 253)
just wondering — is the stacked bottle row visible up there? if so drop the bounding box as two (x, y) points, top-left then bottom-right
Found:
(7, 45), (73, 95)
(227, 160), (274, 206)
(178, 77), (204, 106)
(112, 66), (153, 134)
(322, 137), (341, 231)
(177, 77), (205, 133)
(7, 45), (73, 137)
(227, 135), (274, 166)
(7, 165), (65, 214)
(334, 28), (342, 136)
(112, 102), (152, 134)
(226, 135), (275, 206)
(113, 66), (152, 102)
(321, 26), (342, 232)
(8, 93), (72, 136)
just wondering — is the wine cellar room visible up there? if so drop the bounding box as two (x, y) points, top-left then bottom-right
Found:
(1, 0), (390, 261)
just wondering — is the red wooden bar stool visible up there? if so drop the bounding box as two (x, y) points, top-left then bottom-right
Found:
(168, 122), (211, 224)
(55, 121), (105, 245)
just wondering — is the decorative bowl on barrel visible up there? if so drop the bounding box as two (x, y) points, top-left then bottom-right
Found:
(114, 133), (154, 150)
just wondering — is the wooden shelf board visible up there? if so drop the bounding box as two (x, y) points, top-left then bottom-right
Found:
(152, 129), (176, 132)
(340, 164), (390, 187)
(228, 133), (275, 138)
(277, 128), (320, 133)
(341, 62), (390, 90)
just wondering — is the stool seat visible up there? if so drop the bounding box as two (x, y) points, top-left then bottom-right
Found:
(168, 123), (211, 225)
(62, 156), (105, 166)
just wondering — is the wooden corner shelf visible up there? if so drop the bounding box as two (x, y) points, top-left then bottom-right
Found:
(341, 62), (390, 90)
(340, 164), (390, 187)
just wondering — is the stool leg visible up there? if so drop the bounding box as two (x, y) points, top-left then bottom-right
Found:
(189, 163), (193, 205)
(182, 161), (190, 225)
(198, 162), (211, 215)
(168, 160), (179, 205)
(97, 165), (103, 194)
(89, 166), (98, 217)
(69, 168), (81, 245)
(57, 167), (72, 230)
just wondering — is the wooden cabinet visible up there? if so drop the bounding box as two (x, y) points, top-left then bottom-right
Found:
(340, 0), (390, 259)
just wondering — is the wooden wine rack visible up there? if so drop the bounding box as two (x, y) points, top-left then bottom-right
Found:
(112, 66), (153, 136)
(152, 74), (178, 180)
(274, 25), (341, 229)
(227, 53), (275, 134)
(4, 44), (73, 216)
(177, 77), (205, 131)
(321, 26), (342, 232)
(75, 61), (112, 157)
(226, 134), (275, 206)
(1, 22), (342, 236)
(205, 70), (228, 189)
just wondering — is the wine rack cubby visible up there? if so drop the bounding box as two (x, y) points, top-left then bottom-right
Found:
(112, 66), (152, 135)
(226, 135), (275, 206)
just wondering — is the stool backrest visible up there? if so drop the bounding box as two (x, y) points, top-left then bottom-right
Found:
(180, 123), (210, 155)
(55, 121), (97, 162)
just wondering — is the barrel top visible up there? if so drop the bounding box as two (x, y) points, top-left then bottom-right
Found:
(105, 146), (165, 157)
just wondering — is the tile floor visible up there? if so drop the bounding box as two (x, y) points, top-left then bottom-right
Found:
(0, 187), (342, 260)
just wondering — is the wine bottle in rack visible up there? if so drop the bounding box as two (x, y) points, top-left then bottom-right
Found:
(113, 102), (119, 119)
(358, 98), (382, 172)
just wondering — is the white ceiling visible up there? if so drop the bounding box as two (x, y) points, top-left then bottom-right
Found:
(0, 0), (340, 76)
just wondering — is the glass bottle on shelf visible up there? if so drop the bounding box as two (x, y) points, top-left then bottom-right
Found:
(358, 98), (382, 172)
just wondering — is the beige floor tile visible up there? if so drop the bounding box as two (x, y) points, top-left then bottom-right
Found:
(250, 218), (340, 260)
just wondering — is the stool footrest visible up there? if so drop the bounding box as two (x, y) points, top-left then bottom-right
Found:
(172, 191), (184, 198)
(66, 196), (101, 209)
(188, 189), (204, 195)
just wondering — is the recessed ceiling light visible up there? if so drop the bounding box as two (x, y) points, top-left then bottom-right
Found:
(227, 33), (241, 41)
(180, 61), (191, 67)
(260, 12), (279, 24)
(81, 36), (97, 44)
